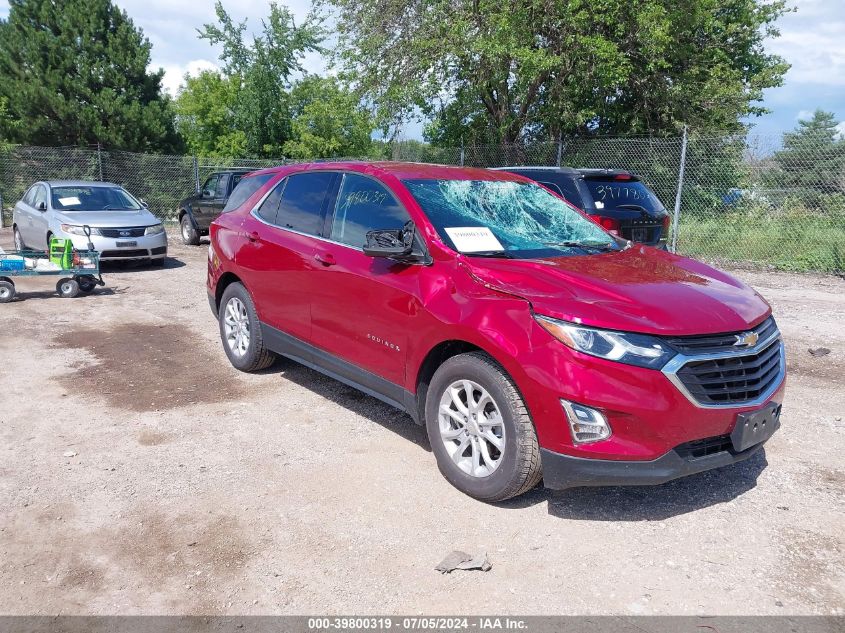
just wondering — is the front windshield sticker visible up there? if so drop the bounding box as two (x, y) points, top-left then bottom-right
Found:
(444, 227), (504, 252)
(58, 196), (81, 206)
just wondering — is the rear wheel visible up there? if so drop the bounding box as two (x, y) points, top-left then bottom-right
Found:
(218, 282), (275, 372)
(425, 352), (542, 502)
(56, 278), (80, 298)
(181, 214), (200, 246)
(0, 280), (16, 303)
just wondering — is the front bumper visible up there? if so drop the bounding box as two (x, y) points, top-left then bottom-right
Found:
(541, 435), (769, 489)
(62, 231), (168, 261)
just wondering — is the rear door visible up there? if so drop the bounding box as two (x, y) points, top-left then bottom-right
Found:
(234, 170), (338, 343)
(31, 185), (50, 249)
(309, 172), (423, 390)
(14, 185), (38, 246)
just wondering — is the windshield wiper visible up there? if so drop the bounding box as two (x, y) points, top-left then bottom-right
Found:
(465, 250), (517, 259)
(545, 241), (617, 252)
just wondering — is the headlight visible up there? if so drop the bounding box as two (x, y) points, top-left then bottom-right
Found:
(535, 315), (676, 369)
(60, 224), (100, 236)
(145, 224), (165, 235)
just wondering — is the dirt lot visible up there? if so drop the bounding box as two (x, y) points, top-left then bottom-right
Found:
(0, 228), (843, 615)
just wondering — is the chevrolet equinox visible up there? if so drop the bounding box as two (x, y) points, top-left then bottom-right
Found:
(207, 162), (786, 501)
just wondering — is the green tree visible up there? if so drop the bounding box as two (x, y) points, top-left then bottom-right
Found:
(282, 76), (374, 159)
(325, 0), (790, 145)
(196, 1), (324, 157)
(771, 110), (845, 211)
(175, 70), (247, 157)
(0, 0), (180, 151)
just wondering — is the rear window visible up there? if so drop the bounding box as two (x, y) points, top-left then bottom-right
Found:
(582, 178), (665, 213)
(223, 174), (273, 212)
(275, 172), (336, 235)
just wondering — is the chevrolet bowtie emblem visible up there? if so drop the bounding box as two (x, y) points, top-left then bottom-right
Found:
(734, 331), (759, 347)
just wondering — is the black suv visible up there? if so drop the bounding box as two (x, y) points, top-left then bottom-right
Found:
(177, 170), (251, 245)
(499, 167), (671, 247)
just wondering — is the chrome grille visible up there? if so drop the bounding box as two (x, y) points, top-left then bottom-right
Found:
(674, 337), (783, 406)
(97, 227), (146, 238)
(666, 317), (777, 354)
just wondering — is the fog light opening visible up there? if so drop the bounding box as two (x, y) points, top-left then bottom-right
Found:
(561, 399), (611, 444)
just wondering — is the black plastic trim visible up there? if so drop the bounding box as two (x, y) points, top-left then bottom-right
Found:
(261, 322), (419, 421)
(540, 440), (768, 489)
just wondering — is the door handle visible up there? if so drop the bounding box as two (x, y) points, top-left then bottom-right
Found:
(248, 231), (260, 242)
(314, 252), (336, 267)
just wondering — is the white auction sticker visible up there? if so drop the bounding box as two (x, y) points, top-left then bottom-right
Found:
(58, 196), (81, 206)
(444, 226), (504, 252)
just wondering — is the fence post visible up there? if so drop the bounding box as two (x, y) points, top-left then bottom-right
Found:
(96, 142), (103, 181)
(670, 125), (688, 254)
(460, 139), (465, 167)
(0, 189), (4, 229)
(556, 133), (563, 167)
(193, 156), (200, 193)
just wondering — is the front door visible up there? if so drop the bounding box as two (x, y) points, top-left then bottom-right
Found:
(309, 173), (424, 389)
(195, 174), (220, 231)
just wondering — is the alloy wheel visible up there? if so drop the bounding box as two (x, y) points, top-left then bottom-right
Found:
(438, 379), (506, 478)
(223, 297), (250, 357)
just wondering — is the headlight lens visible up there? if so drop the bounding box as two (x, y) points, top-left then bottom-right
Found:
(535, 315), (677, 369)
(145, 223), (165, 235)
(60, 224), (100, 236)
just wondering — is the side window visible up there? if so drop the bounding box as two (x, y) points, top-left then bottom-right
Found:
(201, 175), (219, 198)
(224, 174), (272, 213)
(23, 185), (37, 205)
(256, 178), (286, 224)
(215, 174), (228, 198)
(330, 174), (410, 248)
(33, 185), (48, 208)
(276, 172), (335, 236)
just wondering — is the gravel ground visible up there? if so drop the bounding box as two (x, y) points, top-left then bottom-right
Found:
(0, 228), (843, 615)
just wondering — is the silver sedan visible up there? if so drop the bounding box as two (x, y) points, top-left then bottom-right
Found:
(12, 180), (167, 265)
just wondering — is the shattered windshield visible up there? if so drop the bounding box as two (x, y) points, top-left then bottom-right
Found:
(403, 179), (618, 259)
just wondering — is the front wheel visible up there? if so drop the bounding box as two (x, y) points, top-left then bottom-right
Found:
(181, 214), (200, 246)
(77, 276), (98, 293)
(56, 278), (80, 298)
(425, 352), (542, 502)
(218, 282), (275, 372)
(0, 280), (16, 303)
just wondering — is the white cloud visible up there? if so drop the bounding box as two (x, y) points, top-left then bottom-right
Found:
(836, 121), (845, 138)
(160, 59), (219, 96)
(796, 109), (814, 120)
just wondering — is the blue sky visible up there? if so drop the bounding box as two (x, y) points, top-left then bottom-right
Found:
(1, 0), (843, 141)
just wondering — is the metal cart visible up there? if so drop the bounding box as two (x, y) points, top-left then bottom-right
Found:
(0, 248), (104, 303)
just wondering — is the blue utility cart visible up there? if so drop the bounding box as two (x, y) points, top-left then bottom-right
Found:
(0, 248), (104, 303)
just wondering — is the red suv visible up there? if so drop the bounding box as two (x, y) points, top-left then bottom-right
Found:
(207, 162), (786, 502)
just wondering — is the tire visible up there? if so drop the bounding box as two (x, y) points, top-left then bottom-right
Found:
(218, 282), (275, 372)
(77, 276), (97, 293)
(0, 280), (15, 303)
(181, 214), (200, 246)
(425, 352), (542, 502)
(56, 278), (80, 298)
(13, 227), (25, 251)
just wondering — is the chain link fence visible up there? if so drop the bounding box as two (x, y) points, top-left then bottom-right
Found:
(1, 136), (843, 274)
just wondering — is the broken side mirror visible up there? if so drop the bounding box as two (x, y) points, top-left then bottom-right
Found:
(363, 221), (422, 261)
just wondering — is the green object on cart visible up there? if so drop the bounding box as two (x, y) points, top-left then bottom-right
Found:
(49, 237), (73, 269)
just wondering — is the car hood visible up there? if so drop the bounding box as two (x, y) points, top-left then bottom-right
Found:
(55, 208), (160, 228)
(461, 245), (770, 336)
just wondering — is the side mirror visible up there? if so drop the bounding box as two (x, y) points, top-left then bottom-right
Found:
(37, 201), (47, 211)
(363, 221), (423, 262)
(202, 189), (214, 199)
